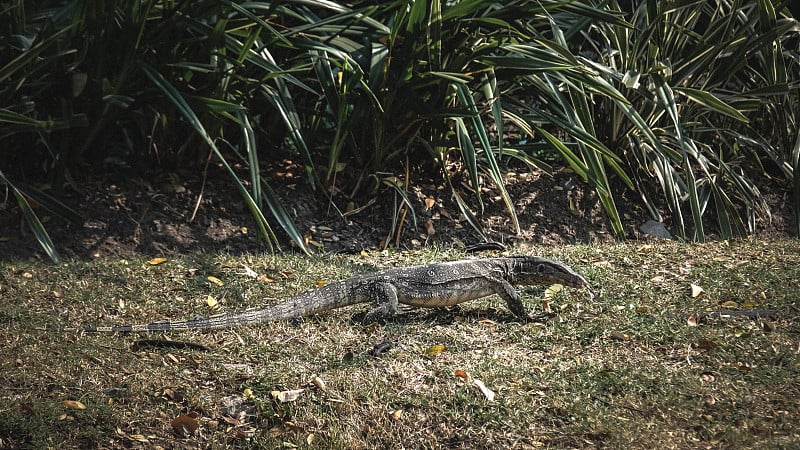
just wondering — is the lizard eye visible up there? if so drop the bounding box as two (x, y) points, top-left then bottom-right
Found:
(536, 264), (545, 273)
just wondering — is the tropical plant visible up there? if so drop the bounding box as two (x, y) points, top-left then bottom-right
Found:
(2, 0), (798, 263)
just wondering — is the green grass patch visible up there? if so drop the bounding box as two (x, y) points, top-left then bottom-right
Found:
(1, 241), (799, 448)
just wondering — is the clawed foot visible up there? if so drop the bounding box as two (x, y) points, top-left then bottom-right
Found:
(525, 311), (554, 323)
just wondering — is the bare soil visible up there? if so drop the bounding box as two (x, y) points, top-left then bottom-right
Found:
(0, 159), (793, 261)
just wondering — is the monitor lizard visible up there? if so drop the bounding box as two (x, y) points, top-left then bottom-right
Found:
(84, 256), (594, 332)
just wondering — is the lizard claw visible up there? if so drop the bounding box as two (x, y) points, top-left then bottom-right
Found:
(526, 311), (554, 323)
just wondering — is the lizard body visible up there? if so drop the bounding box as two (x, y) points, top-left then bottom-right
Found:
(84, 256), (593, 332)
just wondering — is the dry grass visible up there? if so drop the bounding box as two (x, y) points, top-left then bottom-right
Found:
(1, 240), (799, 449)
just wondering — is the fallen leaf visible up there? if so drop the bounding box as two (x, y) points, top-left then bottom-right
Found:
(257, 274), (275, 283)
(568, 197), (581, 217)
(473, 379), (495, 401)
(242, 266), (258, 278)
(454, 369), (469, 380)
(720, 300), (738, 309)
(544, 284), (564, 299)
(207, 275), (224, 286)
(424, 198), (436, 209)
(171, 414), (199, 437)
(62, 400), (86, 410)
(129, 434), (150, 443)
(687, 313), (699, 327)
(310, 374), (327, 392)
(206, 295), (219, 309)
(694, 340), (719, 350)
(424, 220), (436, 236)
(690, 284), (704, 298)
(271, 389), (305, 403)
(609, 331), (628, 341)
(147, 257), (168, 265)
(424, 345), (446, 356)
(389, 409), (404, 421)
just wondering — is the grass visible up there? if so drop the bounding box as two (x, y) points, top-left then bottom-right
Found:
(1, 240), (799, 448)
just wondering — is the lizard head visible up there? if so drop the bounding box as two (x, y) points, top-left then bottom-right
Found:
(511, 256), (595, 298)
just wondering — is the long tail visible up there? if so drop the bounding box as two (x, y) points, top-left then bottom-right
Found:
(84, 283), (362, 332)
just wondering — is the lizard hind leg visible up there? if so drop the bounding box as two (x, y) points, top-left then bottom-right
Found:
(361, 282), (400, 325)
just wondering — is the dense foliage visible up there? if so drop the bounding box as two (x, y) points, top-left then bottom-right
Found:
(1, 1), (798, 261)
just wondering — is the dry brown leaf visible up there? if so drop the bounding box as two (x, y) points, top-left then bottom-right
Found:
(62, 400), (86, 410)
(390, 409), (404, 421)
(687, 313), (699, 327)
(694, 340), (718, 350)
(609, 331), (628, 341)
(424, 220), (435, 236)
(310, 374), (327, 392)
(171, 414), (199, 437)
(690, 284), (704, 298)
(454, 369), (469, 379)
(720, 300), (739, 309)
(424, 198), (436, 209)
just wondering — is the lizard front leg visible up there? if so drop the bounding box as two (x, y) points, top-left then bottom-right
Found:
(489, 277), (549, 322)
(361, 281), (400, 325)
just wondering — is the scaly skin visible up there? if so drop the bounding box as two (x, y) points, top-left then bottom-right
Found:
(84, 256), (594, 332)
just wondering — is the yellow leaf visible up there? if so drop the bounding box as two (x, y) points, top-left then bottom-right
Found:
(62, 400), (86, 410)
(544, 284), (564, 299)
(207, 276), (223, 286)
(206, 295), (218, 309)
(690, 284), (704, 298)
(720, 300), (739, 309)
(424, 345), (446, 356)
(147, 257), (168, 265)
(315, 280), (327, 287)
(240, 226), (248, 235)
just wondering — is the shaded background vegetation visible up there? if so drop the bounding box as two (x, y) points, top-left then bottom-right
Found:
(1, 0), (799, 262)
